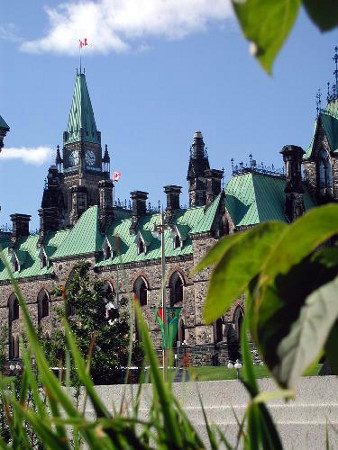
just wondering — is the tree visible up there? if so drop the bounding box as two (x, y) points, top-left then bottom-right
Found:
(42, 261), (142, 385)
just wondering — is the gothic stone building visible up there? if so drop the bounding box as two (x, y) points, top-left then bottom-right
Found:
(1, 63), (338, 366)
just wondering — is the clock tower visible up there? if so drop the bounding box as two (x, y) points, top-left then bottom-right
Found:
(62, 70), (110, 225)
(39, 70), (111, 231)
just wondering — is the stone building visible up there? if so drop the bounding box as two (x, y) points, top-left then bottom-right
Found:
(0, 52), (338, 366)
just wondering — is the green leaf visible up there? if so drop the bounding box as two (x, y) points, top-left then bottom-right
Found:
(232, 0), (301, 74)
(302, 0), (338, 31)
(203, 222), (286, 323)
(271, 275), (338, 388)
(258, 204), (338, 287)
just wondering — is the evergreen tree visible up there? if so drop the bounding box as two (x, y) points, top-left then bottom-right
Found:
(42, 261), (142, 384)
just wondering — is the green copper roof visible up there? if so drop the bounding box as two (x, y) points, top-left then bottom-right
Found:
(0, 229), (69, 281)
(52, 206), (102, 260)
(65, 73), (100, 145)
(304, 101), (338, 159)
(0, 174), (318, 280)
(225, 172), (315, 227)
(0, 115), (9, 131)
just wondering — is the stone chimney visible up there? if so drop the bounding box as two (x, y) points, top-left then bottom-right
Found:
(205, 169), (224, 206)
(164, 185), (182, 213)
(99, 179), (114, 232)
(70, 185), (88, 225)
(130, 191), (148, 233)
(280, 145), (305, 222)
(11, 214), (31, 244)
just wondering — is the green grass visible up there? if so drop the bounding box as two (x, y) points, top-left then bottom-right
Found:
(187, 364), (322, 382)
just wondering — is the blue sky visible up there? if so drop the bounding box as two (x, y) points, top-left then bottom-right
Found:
(0, 1), (337, 229)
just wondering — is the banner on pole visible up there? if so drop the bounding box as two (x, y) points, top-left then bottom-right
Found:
(155, 307), (182, 349)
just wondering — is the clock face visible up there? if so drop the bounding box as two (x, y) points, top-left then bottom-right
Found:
(69, 150), (79, 166)
(85, 150), (96, 167)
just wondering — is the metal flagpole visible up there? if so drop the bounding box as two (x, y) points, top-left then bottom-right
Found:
(160, 210), (168, 381)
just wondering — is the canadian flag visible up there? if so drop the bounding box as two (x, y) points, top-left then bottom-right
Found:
(113, 172), (121, 182)
(79, 38), (88, 48)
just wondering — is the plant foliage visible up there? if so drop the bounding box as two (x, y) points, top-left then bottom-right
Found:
(196, 204), (338, 388)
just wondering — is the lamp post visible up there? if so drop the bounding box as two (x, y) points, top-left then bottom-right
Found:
(227, 359), (242, 379)
(152, 210), (169, 380)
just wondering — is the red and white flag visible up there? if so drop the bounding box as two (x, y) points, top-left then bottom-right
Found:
(79, 38), (88, 48)
(113, 172), (121, 182)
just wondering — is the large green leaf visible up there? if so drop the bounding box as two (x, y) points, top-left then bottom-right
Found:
(254, 251), (338, 388)
(302, 0), (338, 31)
(203, 222), (286, 323)
(258, 204), (338, 287)
(275, 275), (338, 388)
(232, 0), (301, 74)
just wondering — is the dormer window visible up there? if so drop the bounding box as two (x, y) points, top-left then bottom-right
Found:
(14, 258), (19, 273)
(138, 240), (145, 255)
(11, 252), (20, 273)
(102, 237), (114, 260)
(174, 235), (181, 249)
(39, 248), (49, 269)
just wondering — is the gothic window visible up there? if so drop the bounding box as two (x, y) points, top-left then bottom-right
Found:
(214, 318), (223, 344)
(106, 245), (112, 259)
(134, 277), (148, 306)
(38, 289), (49, 323)
(318, 149), (332, 189)
(9, 294), (19, 322)
(169, 272), (184, 307)
(103, 282), (118, 321)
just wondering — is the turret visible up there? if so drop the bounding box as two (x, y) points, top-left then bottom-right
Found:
(187, 131), (210, 207)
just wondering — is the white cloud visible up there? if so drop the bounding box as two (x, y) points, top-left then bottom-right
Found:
(21, 0), (233, 55)
(0, 147), (53, 166)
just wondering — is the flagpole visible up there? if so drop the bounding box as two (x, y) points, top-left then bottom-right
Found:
(160, 209), (168, 381)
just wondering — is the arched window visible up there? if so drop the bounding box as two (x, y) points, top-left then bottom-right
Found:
(8, 294), (19, 322)
(214, 318), (223, 344)
(169, 272), (184, 307)
(103, 282), (118, 321)
(134, 277), (148, 306)
(318, 149), (332, 190)
(38, 289), (49, 323)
